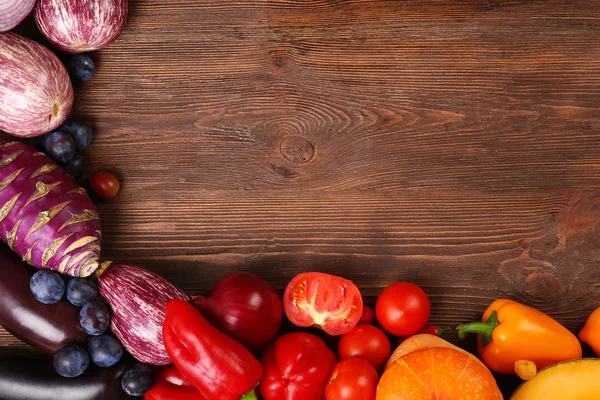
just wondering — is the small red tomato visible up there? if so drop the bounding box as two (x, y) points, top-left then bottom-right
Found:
(338, 325), (391, 371)
(418, 324), (448, 337)
(89, 171), (120, 199)
(359, 305), (375, 325)
(284, 272), (363, 336)
(376, 282), (430, 336)
(325, 357), (378, 400)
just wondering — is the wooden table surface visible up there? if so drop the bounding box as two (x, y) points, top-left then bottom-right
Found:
(3, 0), (600, 394)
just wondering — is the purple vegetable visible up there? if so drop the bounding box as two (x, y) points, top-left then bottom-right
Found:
(35, 0), (128, 54)
(96, 262), (189, 366)
(0, 0), (36, 32)
(0, 354), (131, 400)
(0, 138), (101, 277)
(0, 32), (73, 138)
(0, 244), (88, 355)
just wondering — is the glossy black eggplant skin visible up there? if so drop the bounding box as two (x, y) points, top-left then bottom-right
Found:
(0, 355), (130, 400)
(0, 245), (88, 354)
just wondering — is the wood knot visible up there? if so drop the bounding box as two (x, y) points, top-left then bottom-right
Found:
(270, 51), (290, 69)
(280, 136), (314, 164)
(523, 271), (565, 300)
(271, 164), (298, 178)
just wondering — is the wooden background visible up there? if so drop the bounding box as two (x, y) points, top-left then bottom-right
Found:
(3, 0), (600, 395)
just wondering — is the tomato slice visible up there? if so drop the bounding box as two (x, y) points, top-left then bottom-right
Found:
(284, 272), (363, 336)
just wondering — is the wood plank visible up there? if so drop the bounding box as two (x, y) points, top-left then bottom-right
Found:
(2, 1), (600, 395)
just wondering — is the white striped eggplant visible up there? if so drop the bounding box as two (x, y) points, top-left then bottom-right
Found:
(0, 244), (88, 354)
(0, 32), (73, 138)
(0, 138), (102, 277)
(96, 262), (190, 366)
(0, 0), (36, 32)
(0, 354), (130, 400)
(35, 0), (128, 54)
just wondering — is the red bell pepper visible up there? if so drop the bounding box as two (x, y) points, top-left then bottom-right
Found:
(259, 332), (337, 400)
(163, 299), (263, 400)
(157, 365), (195, 387)
(145, 365), (208, 400)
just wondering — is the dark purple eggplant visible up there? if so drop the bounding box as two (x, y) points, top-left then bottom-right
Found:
(0, 355), (130, 400)
(0, 244), (88, 354)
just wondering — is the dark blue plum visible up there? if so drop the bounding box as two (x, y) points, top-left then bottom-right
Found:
(60, 119), (93, 151)
(88, 334), (124, 368)
(121, 364), (154, 396)
(66, 278), (97, 307)
(62, 53), (96, 83)
(79, 300), (110, 335)
(62, 153), (85, 181)
(30, 270), (65, 305)
(53, 344), (90, 378)
(45, 131), (76, 164)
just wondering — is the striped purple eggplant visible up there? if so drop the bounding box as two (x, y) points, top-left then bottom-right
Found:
(0, 138), (101, 277)
(96, 262), (189, 366)
(0, 32), (73, 138)
(35, 0), (128, 54)
(0, 0), (36, 32)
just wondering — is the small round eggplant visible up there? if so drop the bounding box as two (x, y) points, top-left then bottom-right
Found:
(0, 354), (130, 400)
(0, 245), (88, 354)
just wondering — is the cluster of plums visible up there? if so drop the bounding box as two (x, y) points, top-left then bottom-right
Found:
(31, 54), (95, 180)
(30, 270), (154, 395)
(30, 53), (122, 200)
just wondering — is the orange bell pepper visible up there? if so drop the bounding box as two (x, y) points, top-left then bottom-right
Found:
(456, 299), (582, 374)
(580, 307), (600, 356)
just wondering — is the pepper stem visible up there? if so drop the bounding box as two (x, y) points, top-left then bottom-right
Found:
(456, 310), (499, 347)
(240, 386), (259, 400)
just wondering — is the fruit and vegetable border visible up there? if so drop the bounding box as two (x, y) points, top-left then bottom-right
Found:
(1, 1), (599, 400)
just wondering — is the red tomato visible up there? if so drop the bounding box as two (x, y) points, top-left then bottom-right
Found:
(376, 282), (430, 336)
(359, 304), (375, 325)
(417, 324), (447, 337)
(325, 357), (379, 400)
(337, 325), (391, 371)
(90, 171), (120, 199)
(284, 272), (363, 336)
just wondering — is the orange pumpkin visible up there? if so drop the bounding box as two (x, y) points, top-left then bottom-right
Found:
(377, 347), (503, 400)
(385, 334), (485, 370)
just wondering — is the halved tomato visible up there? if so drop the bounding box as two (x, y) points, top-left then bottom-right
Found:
(284, 272), (363, 336)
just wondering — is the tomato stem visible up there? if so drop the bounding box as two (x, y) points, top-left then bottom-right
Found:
(437, 327), (449, 337)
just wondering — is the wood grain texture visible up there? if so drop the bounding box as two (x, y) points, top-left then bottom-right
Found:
(2, 0), (600, 394)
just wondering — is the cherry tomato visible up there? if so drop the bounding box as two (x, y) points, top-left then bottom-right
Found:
(359, 305), (375, 325)
(418, 324), (447, 337)
(338, 325), (391, 371)
(325, 357), (378, 400)
(375, 282), (430, 337)
(397, 325), (448, 345)
(89, 171), (120, 199)
(283, 272), (363, 336)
